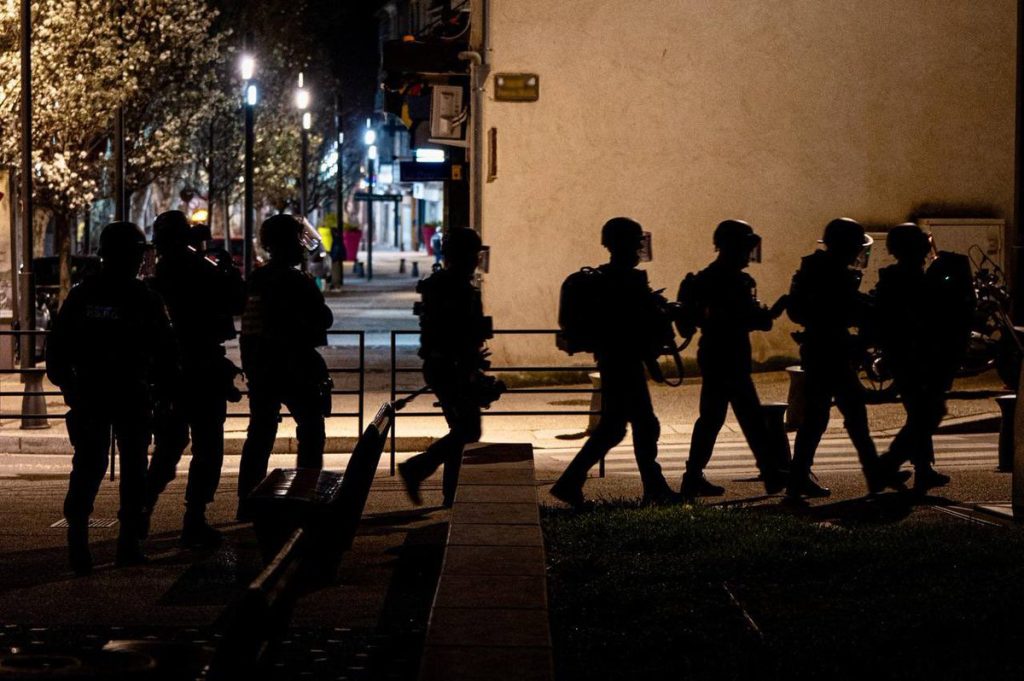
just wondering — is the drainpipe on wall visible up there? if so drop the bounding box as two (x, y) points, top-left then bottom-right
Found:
(461, 0), (490, 238)
(459, 50), (484, 238)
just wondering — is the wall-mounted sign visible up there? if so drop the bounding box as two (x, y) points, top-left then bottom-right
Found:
(494, 73), (539, 102)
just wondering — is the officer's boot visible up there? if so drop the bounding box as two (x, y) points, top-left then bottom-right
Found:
(181, 504), (222, 549)
(67, 521), (92, 577)
(681, 470), (725, 500)
(115, 514), (148, 567)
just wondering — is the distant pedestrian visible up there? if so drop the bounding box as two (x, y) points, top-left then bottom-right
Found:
(874, 224), (971, 491)
(236, 215), (334, 519)
(330, 223), (346, 290)
(676, 220), (789, 499)
(550, 217), (678, 507)
(785, 218), (909, 499)
(47, 222), (178, 575)
(143, 211), (245, 547)
(398, 227), (504, 507)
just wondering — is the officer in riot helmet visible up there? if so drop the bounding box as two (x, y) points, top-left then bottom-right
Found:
(47, 222), (178, 575)
(143, 210), (245, 547)
(786, 217), (909, 499)
(550, 217), (678, 507)
(874, 223), (953, 490)
(236, 214), (334, 519)
(399, 227), (504, 507)
(676, 220), (789, 499)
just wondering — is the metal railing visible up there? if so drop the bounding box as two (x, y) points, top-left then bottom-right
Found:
(0, 328), (366, 437)
(389, 329), (603, 476)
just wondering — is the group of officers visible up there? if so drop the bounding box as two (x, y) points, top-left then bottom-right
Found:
(49, 208), (969, 575)
(549, 216), (970, 507)
(48, 212), (333, 575)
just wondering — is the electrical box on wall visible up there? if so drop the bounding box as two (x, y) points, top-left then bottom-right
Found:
(430, 85), (466, 143)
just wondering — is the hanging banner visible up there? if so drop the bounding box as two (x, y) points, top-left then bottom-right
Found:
(0, 169), (13, 321)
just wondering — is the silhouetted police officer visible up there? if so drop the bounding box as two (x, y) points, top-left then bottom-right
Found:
(678, 220), (788, 499)
(237, 214), (333, 518)
(399, 227), (501, 507)
(550, 217), (677, 507)
(144, 211), (244, 547)
(786, 218), (907, 498)
(47, 222), (178, 575)
(874, 224), (952, 490)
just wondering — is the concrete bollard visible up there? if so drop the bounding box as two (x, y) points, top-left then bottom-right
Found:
(760, 401), (792, 471)
(996, 394), (1016, 472)
(785, 365), (805, 431)
(586, 372), (601, 435)
(411, 261), (420, 278)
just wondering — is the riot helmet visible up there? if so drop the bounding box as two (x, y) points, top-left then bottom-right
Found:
(259, 214), (305, 265)
(152, 210), (190, 255)
(99, 221), (147, 277)
(820, 217), (873, 268)
(601, 217), (646, 266)
(713, 219), (762, 265)
(886, 223), (932, 265)
(442, 227), (483, 276)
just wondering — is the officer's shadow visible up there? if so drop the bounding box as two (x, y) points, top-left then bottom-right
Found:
(771, 489), (957, 526)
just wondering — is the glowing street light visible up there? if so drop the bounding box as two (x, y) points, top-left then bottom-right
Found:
(240, 54), (258, 276)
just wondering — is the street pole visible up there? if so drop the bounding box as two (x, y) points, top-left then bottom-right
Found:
(335, 96), (344, 287)
(300, 127), (308, 220)
(19, 0), (45, 428)
(243, 97), (255, 277)
(367, 159), (374, 280)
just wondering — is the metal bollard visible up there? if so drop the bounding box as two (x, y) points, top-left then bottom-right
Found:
(20, 372), (49, 430)
(760, 401), (791, 471)
(399, 258), (406, 274)
(996, 394), (1016, 472)
(411, 261), (420, 278)
(785, 365), (805, 431)
(353, 260), (365, 278)
(1015, 364), (1024, 517)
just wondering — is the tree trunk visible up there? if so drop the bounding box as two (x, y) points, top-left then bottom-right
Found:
(55, 211), (72, 305)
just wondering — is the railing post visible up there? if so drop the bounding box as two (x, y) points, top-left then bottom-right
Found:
(997, 394), (1017, 472)
(390, 330), (397, 476)
(358, 331), (365, 436)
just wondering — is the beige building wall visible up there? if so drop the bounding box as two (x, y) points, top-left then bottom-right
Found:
(478, 0), (1016, 366)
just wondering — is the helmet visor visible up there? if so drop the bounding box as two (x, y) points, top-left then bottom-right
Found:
(478, 245), (491, 273)
(639, 232), (653, 262)
(853, 234), (874, 270)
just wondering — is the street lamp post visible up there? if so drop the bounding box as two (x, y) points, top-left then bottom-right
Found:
(19, 0), (46, 429)
(295, 73), (311, 220)
(240, 55), (256, 278)
(364, 120), (377, 281)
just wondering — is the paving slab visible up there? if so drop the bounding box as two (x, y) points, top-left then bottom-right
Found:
(433, 575), (547, 610)
(446, 524), (545, 548)
(453, 484), (537, 503)
(424, 607), (552, 648)
(419, 646), (554, 681)
(442, 545), (547, 577)
(450, 502), (540, 526)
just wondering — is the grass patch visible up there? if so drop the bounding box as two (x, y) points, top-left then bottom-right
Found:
(543, 502), (1024, 680)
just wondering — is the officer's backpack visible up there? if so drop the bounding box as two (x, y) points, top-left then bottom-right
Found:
(926, 251), (976, 356)
(557, 267), (607, 355)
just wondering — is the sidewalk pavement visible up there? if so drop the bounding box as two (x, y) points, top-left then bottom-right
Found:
(0, 368), (1008, 458)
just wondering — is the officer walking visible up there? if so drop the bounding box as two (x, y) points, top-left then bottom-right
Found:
(47, 222), (178, 575)
(786, 218), (908, 498)
(398, 227), (502, 507)
(676, 220), (788, 499)
(550, 218), (677, 507)
(143, 211), (245, 547)
(874, 224), (956, 490)
(237, 214), (334, 519)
